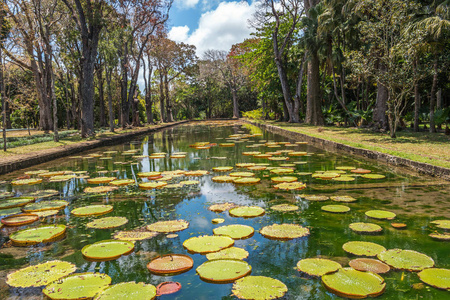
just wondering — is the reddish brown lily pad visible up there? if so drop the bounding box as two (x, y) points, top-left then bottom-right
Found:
(156, 281), (182, 296)
(349, 258), (391, 274)
(147, 254), (194, 275)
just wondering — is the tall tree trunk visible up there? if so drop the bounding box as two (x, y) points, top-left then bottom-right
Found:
(305, 51), (323, 125)
(97, 62), (106, 127)
(144, 59), (153, 124)
(373, 62), (388, 130)
(80, 43), (98, 137)
(232, 88), (239, 119)
(414, 81), (420, 132)
(106, 68), (114, 132)
(51, 65), (58, 142)
(164, 72), (173, 122)
(429, 59), (438, 133)
(159, 72), (166, 122)
(121, 41), (129, 128)
(0, 47), (6, 151)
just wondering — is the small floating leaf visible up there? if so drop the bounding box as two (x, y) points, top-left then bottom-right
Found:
(322, 268), (385, 299)
(211, 218), (225, 224)
(6, 260), (77, 288)
(296, 258), (341, 277)
(377, 249), (434, 271)
(260, 223), (309, 240)
(147, 254), (194, 275)
(206, 247), (249, 260)
(342, 241), (386, 257)
(196, 259), (251, 283)
(43, 272), (111, 300)
(232, 276), (288, 300)
(183, 235), (234, 254)
(213, 224), (254, 239)
(417, 268), (450, 290)
(94, 282), (157, 300)
(82, 240), (134, 261)
(156, 281), (181, 296)
(146, 220), (189, 233)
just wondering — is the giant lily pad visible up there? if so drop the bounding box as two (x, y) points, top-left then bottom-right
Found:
(206, 247), (249, 260)
(22, 200), (69, 212)
(349, 222), (383, 234)
(301, 195), (329, 201)
(82, 239), (134, 261)
(213, 166), (233, 172)
(94, 282), (156, 300)
(330, 196), (357, 203)
(24, 169), (49, 175)
(270, 204), (299, 212)
(213, 224), (254, 239)
(11, 178), (43, 185)
(273, 182), (306, 190)
(147, 254), (194, 275)
(138, 182), (167, 190)
(233, 177), (261, 185)
(377, 249), (434, 271)
(229, 206), (265, 218)
(331, 176), (355, 182)
(271, 176), (297, 183)
(0, 197), (35, 209)
(109, 179), (135, 186)
(342, 241), (386, 257)
(1, 213), (39, 226)
(270, 168), (294, 175)
(260, 223), (310, 240)
(84, 186), (118, 194)
(351, 168), (371, 174)
(183, 235), (234, 254)
(6, 260), (77, 288)
(212, 176), (235, 183)
(184, 170), (209, 176)
(39, 171), (65, 178)
(156, 281), (182, 296)
(229, 172), (255, 177)
(113, 231), (158, 241)
(349, 258), (390, 274)
(296, 258), (342, 277)
(417, 268), (450, 290)
(430, 220), (450, 230)
(43, 272), (111, 300)
(9, 224), (66, 246)
(137, 171), (161, 178)
(232, 276), (288, 300)
(429, 232), (450, 240)
(146, 220), (189, 233)
(86, 217), (128, 229)
(365, 210), (396, 220)
(0, 191), (14, 199)
(208, 202), (237, 212)
(34, 210), (59, 218)
(49, 175), (76, 182)
(23, 189), (59, 199)
(196, 259), (251, 283)
(321, 268), (386, 299)
(321, 205), (350, 213)
(87, 177), (116, 184)
(361, 174), (386, 179)
(0, 207), (22, 217)
(71, 205), (113, 216)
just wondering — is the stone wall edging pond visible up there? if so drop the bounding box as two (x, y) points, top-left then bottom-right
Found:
(0, 121), (188, 175)
(244, 120), (450, 181)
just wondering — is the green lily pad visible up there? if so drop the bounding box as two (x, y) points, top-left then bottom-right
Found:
(212, 175), (235, 183)
(146, 220), (189, 233)
(349, 258), (390, 274)
(229, 206), (265, 218)
(301, 195), (329, 201)
(1, 214), (39, 226)
(24, 169), (49, 175)
(271, 176), (297, 183)
(232, 276), (288, 300)
(113, 231), (158, 241)
(229, 172), (255, 177)
(322, 267), (386, 298)
(49, 175), (76, 182)
(270, 168), (294, 175)
(331, 176), (355, 182)
(296, 258), (341, 277)
(147, 254), (194, 275)
(377, 249), (434, 271)
(9, 224), (66, 246)
(213, 166), (233, 172)
(270, 204), (299, 212)
(417, 268), (450, 290)
(335, 166), (356, 170)
(94, 281), (157, 300)
(11, 178), (43, 185)
(342, 241), (386, 257)
(0, 197), (35, 209)
(183, 235), (234, 254)
(213, 224), (254, 239)
(86, 217), (128, 229)
(23, 189), (59, 199)
(208, 202), (237, 212)
(321, 205), (350, 213)
(6, 260), (77, 288)
(43, 272), (111, 299)
(109, 179), (135, 186)
(0, 207), (22, 217)
(84, 186), (118, 194)
(430, 220), (450, 230)
(72, 205), (113, 216)
(233, 177), (261, 185)
(138, 182), (167, 190)
(34, 210), (59, 218)
(330, 196), (357, 203)
(365, 210), (396, 220)
(361, 174), (386, 179)
(137, 171), (161, 178)
(0, 191), (14, 199)
(22, 200), (69, 212)
(429, 232), (450, 240)
(87, 177), (117, 184)
(349, 222), (383, 234)
(260, 223), (310, 240)
(273, 182), (306, 190)
(206, 247), (249, 260)
(82, 240), (134, 261)
(212, 218), (225, 224)
(196, 259), (251, 283)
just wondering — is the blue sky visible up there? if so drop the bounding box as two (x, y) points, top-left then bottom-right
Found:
(168, 0), (258, 57)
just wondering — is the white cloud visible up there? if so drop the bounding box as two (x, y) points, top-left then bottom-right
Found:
(175, 0), (200, 9)
(169, 1), (258, 55)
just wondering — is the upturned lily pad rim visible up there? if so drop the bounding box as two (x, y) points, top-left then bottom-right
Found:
(81, 239), (135, 261)
(196, 259), (252, 283)
(71, 205), (114, 216)
(6, 260), (77, 288)
(9, 224), (66, 246)
(1, 213), (39, 226)
(147, 254), (194, 275)
(156, 281), (182, 296)
(417, 268), (450, 290)
(22, 200), (69, 212)
(349, 258), (391, 274)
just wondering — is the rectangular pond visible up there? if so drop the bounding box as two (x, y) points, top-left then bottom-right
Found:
(1, 121), (449, 299)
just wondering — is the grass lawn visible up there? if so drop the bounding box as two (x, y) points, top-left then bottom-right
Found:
(250, 120), (450, 169)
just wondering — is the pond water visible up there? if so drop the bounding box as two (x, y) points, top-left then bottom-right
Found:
(0, 121), (449, 299)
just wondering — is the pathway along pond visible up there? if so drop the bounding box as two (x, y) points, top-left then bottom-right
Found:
(0, 121), (449, 299)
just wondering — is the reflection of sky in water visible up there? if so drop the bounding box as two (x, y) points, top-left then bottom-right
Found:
(1, 123), (449, 299)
